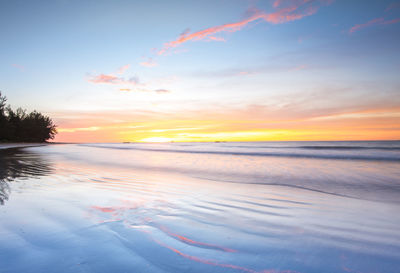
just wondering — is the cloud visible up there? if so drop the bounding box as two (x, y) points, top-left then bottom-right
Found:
(386, 2), (400, 12)
(118, 88), (170, 93)
(135, 88), (171, 93)
(193, 62), (311, 78)
(290, 64), (308, 71)
(349, 17), (400, 33)
(154, 89), (170, 93)
(140, 58), (158, 67)
(11, 63), (25, 71)
(88, 64), (138, 85)
(273, 0), (284, 8)
(157, 0), (330, 55)
(88, 74), (139, 85)
(382, 18), (400, 25)
(208, 36), (226, 42)
(87, 66), (171, 94)
(117, 64), (130, 74)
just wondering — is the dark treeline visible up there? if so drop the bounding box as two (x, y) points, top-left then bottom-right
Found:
(0, 92), (57, 142)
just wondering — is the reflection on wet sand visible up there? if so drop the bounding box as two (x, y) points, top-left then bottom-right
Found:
(0, 148), (53, 204)
(1, 143), (399, 273)
(90, 201), (299, 273)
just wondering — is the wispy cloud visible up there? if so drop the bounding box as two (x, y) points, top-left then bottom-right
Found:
(88, 65), (170, 93)
(117, 64), (130, 74)
(385, 2), (400, 12)
(88, 74), (139, 85)
(120, 88), (170, 93)
(349, 17), (400, 33)
(382, 18), (400, 25)
(140, 58), (158, 67)
(194, 62), (311, 78)
(88, 64), (139, 85)
(154, 89), (170, 93)
(290, 64), (308, 71)
(273, 0), (284, 8)
(157, 0), (330, 55)
(11, 63), (25, 72)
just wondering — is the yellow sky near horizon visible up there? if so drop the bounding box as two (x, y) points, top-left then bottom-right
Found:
(53, 107), (400, 142)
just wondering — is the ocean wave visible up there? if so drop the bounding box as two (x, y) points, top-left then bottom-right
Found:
(79, 143), (400, 161)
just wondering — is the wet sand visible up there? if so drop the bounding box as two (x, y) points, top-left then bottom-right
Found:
(1, 142), (400, 273)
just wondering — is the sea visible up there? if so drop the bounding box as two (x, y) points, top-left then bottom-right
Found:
(0, 141), (400, 273)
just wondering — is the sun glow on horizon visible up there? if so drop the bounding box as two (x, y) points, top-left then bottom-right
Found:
(139, 137), (173, 143)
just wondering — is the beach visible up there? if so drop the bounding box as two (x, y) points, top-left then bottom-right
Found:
(1, 142), (400, 273)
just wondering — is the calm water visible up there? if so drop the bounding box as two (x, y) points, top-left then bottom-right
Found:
(1, 141), (400, 273)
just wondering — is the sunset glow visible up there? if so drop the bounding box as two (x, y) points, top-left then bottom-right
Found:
(140, 137), (173, 143)
(2, 0), (399, 142)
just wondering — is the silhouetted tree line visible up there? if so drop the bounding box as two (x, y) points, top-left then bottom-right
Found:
(0, 92), (57, 142)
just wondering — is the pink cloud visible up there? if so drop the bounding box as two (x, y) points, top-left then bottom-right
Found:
(349, 17), (400, 33)
(154, 89), (170, 93)
(87, 66), (171, 94)
(290, 64), (308, 71)
(120, 88), (170, 93)
(117, 64), (130, 74)
(140, 58), (158, 67)
(382, 18), (400, 24)
(88, 65), (139, 85)
(208, 36), (226, 42)
(386, 2), (400, 12)
(11, 63), (25, 71)
(157, 0), (330, 55)
(273, 0), (284, 8)
(88, 74), (139, 85)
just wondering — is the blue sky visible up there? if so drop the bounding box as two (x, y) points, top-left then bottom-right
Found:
(1, 0), (399, 142)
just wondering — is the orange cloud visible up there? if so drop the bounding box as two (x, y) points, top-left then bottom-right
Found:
(158, 0), (329, 55)
(349, 17), (400, 33)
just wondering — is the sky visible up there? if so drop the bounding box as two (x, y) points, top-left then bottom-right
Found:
(1, 0), (400, 142)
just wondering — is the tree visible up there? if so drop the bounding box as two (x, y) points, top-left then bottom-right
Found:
(0, 92), (57, 142)
(0, 92), (10, 140)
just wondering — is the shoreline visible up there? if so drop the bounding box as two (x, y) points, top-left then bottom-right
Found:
(0, 143), (49, 150)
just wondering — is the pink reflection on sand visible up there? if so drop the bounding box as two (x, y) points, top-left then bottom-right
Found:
(91, 201), (301, 273)
(148, 232), (299, 273)
(158, 224), (237, 253)
(91, 206), (116, 213)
